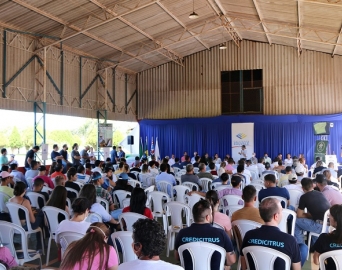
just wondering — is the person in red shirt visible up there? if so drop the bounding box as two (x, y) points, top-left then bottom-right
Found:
(50, 164), (66, 180)
(209, 162), (218, 176)
(33, 165), (54, 188)
(122, 187), (153, 219)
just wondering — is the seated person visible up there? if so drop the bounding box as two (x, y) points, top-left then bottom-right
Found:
(65, 167), (81, 201)
(122, 188), (153, 219)
(76, 165), (90, 183)
(50, 163), (66, 179)
(92, 172), (115, 211)
(33, 165), (54, 188)
(181, 164), (200, 188)
(209, 162), (218, 176)
(32, 177), (49, 208)
(0, 171), (14, 199)
(113, 173), (133, 192)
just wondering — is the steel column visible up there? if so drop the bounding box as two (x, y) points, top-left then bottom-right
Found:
(125, 74), (128, 114)
(33, 101), (46, 164)
(2, 30), (6, 98)
(60, 43), (64, 105)
(97, 110), (107, 160)
(79, 57), (82, 108)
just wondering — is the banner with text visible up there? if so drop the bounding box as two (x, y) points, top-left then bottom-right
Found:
(98, 123), (113, 147)
(232, 123), (254, 162)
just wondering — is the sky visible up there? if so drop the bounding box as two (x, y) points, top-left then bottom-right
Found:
(1, 109), (137, 132)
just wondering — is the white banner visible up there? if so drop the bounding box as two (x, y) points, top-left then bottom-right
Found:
(98, 123), (113, 147)
(231, 123), (254, 162)
(41, 144), (48, 160)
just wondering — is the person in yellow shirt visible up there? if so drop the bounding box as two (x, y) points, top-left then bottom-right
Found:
(0, 171), (14, 199)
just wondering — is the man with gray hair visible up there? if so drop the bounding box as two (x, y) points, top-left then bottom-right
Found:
(240, 198), (304, 269)
(197, 163), (214, 180)
(181, 164), (201, 187)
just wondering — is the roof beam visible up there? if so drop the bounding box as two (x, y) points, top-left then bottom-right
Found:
(38, 0), (158, 49)
(251, 0), (272, 45)
(89, 0), (183, 66)
(297, 0), (302, 56)
(156, 1), (211, 50)
(332, 23), (342, 57)
(11, 0), (156, 68)
(206, 0), (242, 47)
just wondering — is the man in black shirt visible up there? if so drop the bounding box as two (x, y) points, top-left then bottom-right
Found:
(25, 146), (39, 170)
(294, 178), (330, 247)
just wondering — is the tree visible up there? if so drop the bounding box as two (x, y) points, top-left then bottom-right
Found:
(113, 129), (124, 146)
(85, 126), (97, 148)
(22, 127), (34, 150)
(8, 127), (23, 153)
(0, 133), (8, 149)
(48, 130), (78, 148)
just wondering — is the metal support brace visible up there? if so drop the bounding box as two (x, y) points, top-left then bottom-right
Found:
(125, 74), (128, 114)
(33, 102), (46, 164)
(60, 43), (64, 105)
(2, 30), (7, 98)
(97, 110), (107, 160)
(36, 56), (61, 95)
(81, 74), (104, 100)
(79, 57), (82, 108)
(127, 90), (137, 107)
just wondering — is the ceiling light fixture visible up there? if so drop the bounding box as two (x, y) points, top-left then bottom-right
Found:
(219, 27), (227, 49)
(189, 0), (199, 19)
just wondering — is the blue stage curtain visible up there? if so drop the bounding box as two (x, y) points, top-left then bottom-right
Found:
(139, 114), (342, 163)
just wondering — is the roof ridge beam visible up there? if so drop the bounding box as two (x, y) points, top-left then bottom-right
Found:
(89, 0), (183, 66)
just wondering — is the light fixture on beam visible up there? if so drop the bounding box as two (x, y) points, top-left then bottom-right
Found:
(219, 43), (227, 49)
(189, 0), (199, 19)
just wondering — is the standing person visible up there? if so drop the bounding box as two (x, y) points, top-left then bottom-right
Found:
(174, 200), (236, 270)
(51, 144), (64, 164)
(118, 219), (183, 270)
(0, 148), (10, 170)
(25, 146), (40, 170)
(238, 145), (247, 159)
(240, 198), (303, 269)
(80, 146), (90, 165)
(60, 222), (119, 270)
(60, 144), (71, 168)
(313, 204), (342, 269)
(117, 146), (125, 158)
(110, 146), (118, 165)
(71, 143), (81, 168)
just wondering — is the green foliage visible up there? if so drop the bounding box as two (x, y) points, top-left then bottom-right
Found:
(0, 133), (8, 149)
(113, 129), (124, 146)
(85, 126), (97, 148)
(8, 127), (23, 152)
(48, 130), (79, 148)
(22, 127), (34, 150)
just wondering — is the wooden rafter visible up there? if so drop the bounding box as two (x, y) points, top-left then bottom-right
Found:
(251, 0), (272, 45)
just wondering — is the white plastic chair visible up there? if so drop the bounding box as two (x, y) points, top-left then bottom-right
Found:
(174, 185), (190, 203)
(288, 189), (303, 209)
(113, 190), (131, 209)
(128, 179), (141, 188)
(0, 191), (10, 212)
(164, 201), (191, 257)
(242, 246), (291, 270)
(6, 202), (45, 255)
(225, 204), (243, 218)
(178, 242), (226, 270)
(156, 181), (174, 199)
(66, 198), (73, 217)
(111, 231), (137, 264)
(250, 170), (259, 181)
(56, 231), (84, 257)
(193, 167), (199, 174)
(122, 198), (131, 208)
(213, 222), (225, 230)
(86, 212), (102, 223)
(26, 192), (46, 209)
(119, 212), (147, 231)
(182, 182), (199, 191)
(278, 208), (296, 236)
(221, 195), (243, 214)
(0, 221), (41, 267)
(199, 178), (213, 192)
(42, 206), (69, 265)
(65, 187), (79, 198)
(145, 176), (156, 187)
(144, 185), (155, 207)
(96, 196), (109, 213)
(74, 181), (84, 189)
(319, 250), (342, 270)
(42, 186), (53, 194)
(26, 177), (33, 191)
(307, 210), (330, 260)
(232, 219), (262, 255)
(184, 193), (205, 210)
(148, 191), (170, 234)
(0, 263), (6, 270)
(262, 196), (287, 208)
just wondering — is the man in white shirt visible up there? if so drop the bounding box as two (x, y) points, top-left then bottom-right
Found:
(190, 151), (198, 164)
(284, 174), (303, 192)
(91, 160), (102, 174)
(310, 157), (327, 170)
(238, 145), (247, 159)
(168, 154), (175, 166)
(155, 163), (176, 197)
(256, 158), (266, 175)
(327, 162), (337, 178)
(263, 153), (272, 164)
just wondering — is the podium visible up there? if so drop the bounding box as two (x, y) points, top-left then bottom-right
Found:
(325, 155), (338, 170)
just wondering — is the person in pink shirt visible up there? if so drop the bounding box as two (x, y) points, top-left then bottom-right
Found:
(225, 158), (235, 174)
(0, 246), (18, 268)
(206, 190), (232, 238)
(60, 222), (118, 270)
(33, 165), (54, 189)
(181, 151), (188, 162)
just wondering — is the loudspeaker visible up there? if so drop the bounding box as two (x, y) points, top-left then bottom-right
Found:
(127, 135), (134, 145)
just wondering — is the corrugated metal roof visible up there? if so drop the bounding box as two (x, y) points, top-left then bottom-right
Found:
(2, 0), (342, 73)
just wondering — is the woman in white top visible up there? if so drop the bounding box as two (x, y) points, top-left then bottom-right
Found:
(139, 164), (153, 188)
(56, 197), (91, 236)
(218, 162), (226, 177)
(118, 219), (183, 270)
(284, 153), (293, 167)
(213, 153), (222, 164)
(79, 184), (119, 225)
